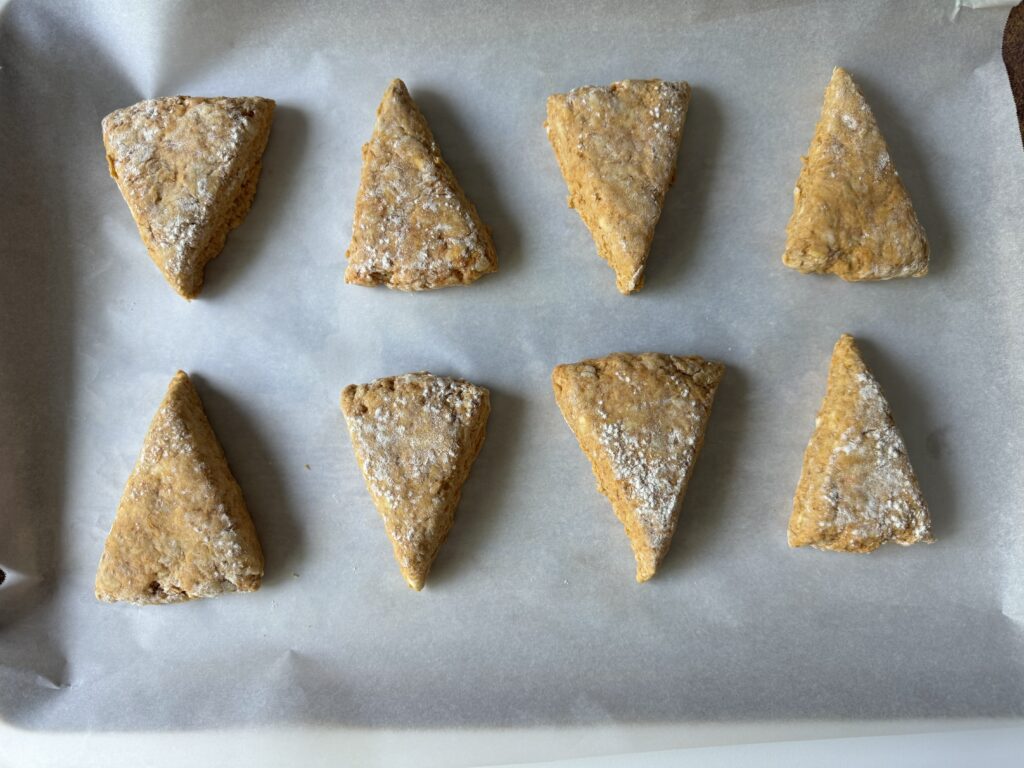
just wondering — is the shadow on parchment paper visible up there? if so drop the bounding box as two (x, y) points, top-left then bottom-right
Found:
(189, 374), (304, 589)
(854, 73), (952, 278)
(852, 337), (958, 541)
(640, 86), (725, 295)
(0, 3), (137, 727)
(413, 88), (524, 281)
(199, 106), (310, 300)
(426, 388), (527, 588)
(658, 362), (749, 578)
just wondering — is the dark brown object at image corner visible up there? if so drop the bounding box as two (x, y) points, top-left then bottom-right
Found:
(1003, 2), (1024, 149)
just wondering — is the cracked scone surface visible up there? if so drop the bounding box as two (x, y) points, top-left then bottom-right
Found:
(552, 353), (723, 581)
(782, 67), (928, 280)
(545, 79), (690, 294)
(788, 335), (933, 552)
(344, 79), (497, 290)
(103, 96), (275, 299)
(341, 372), (490, 590)
(95, 371), (264, 604)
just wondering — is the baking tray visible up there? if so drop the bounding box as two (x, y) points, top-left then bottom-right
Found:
(1, 0), (1022, 761)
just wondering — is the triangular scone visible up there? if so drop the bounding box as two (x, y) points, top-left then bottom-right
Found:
(545, 80), (690, 294)
(340, 372), (490, 590)
(102, 96), (276, 299)
(782, 67), (928, 280)
(788, 335), (933, 552)
(344, 79), (497, 290)
(552, 353), (724, 581)
(95, 372), (264, 604)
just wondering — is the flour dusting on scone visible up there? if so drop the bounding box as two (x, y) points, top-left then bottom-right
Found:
(103, 96), (275, 299)
(552, 353), (723, 581)
(95, 372), (264, 604)
(783, 68), (928, 280)
(788, 335), (933, 552)
(545, 80), (690, 294)
(340, 372), (490, 589)
(344, 80), (497, 290)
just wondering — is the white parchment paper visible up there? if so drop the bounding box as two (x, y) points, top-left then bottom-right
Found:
(1, 0), (1022, 736)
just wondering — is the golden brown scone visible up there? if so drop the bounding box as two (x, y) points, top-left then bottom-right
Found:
(344, 79), (497, 290)
(788, 335), (933, 552)
(103, 96), (276, 299)
(783, 67), (928, 280)
(95, 372), (264, 604)
(545, 80), (690, 294)
(552, 353), (723, 581)
(340, 372), (490, 590)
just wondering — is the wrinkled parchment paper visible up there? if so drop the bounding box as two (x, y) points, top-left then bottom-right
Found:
(2, 0), (1022, 739)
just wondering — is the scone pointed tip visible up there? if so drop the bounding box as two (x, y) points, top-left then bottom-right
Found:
(635, 560), (657, 583)
(403, 569), (427, 592)
(617, 264), (646, 295)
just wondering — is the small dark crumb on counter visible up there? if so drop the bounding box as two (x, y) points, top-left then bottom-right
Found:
(304, 464), (311, 470)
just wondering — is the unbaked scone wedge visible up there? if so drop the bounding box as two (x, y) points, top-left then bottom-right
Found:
(103, 96), (276, 299)
(95, 372), (264, 604)
(788, 335), (933, 552)
(782, 67), (928, 280)
(340, 372), (490, 590)
(552, 353), (723, 581)
(344, 79), (497, 290)
(545, 80), (690, 294)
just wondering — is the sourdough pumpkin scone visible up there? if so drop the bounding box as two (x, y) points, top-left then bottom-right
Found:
(103, 96), (275, 299)
(344, 79), (497, 290)
(788, 335), (933, 552)
(552, 353), (723, 581)
(95, 372), (264, 604)
(783, 67), (928, 280)
(545, 79), (690, 294)
(340, 372), (490, 590)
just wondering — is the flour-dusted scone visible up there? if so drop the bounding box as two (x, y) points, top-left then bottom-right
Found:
(782, 67), (928, 280)
(552, 353), (723, 581)
(545, 80), (690, 294)
(340, 372), (490, 590)
(788, 335), (933, 552)
(344, 79), (497, 290)
(95, 372), (264, 604)
(103, 96), (276, 299)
